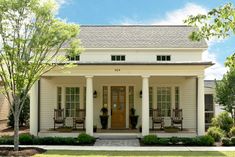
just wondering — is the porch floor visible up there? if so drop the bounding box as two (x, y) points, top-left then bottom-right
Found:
(38, 128), (196, 138)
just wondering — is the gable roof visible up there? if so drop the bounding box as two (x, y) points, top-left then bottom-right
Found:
(76, 25), (208, 49)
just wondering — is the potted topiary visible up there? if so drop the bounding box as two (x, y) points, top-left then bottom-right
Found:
(129, 108), (139, 129)
(93, 125), (97, 132)
(139, 125), (142, 132)
(100, 107), (109, 129)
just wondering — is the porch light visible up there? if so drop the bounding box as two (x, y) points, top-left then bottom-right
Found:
(93, 90), (97, 98)
(139, 90), (142, 98)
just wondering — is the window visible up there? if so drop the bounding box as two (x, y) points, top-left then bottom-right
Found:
(103, 86), (108, 107)
(83, 87), (86, 110)
(129, 86), (134, 109)
(156, 55), (171, 61)
(65, 87), (80, 117)
(57, 87), (62, 109)
(205, 94), (214, 130)
(175, 87), (180, 109)
(157, 87), (171, 117)
(67, 55), (80, 61)
(149, 87), (153, 116)
(111, 55), (125, 61)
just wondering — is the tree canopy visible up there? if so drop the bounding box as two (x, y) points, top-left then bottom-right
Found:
(0, 0), (81, 150)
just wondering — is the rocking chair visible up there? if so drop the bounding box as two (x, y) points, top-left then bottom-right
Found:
(171, 109), (183, 130)
(53, 109), (65, 130)
(152, 109), (164, 130)
(73, 109), (85, 130)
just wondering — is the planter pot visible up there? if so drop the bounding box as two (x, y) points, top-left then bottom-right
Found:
(139, 127), (142, 132)
(93, 128), (97, 132)
(130, 115), (139, 129)
(100, 115), (109, 129)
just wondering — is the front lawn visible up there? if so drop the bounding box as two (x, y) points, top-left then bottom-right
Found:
(34, 150), (235, 157)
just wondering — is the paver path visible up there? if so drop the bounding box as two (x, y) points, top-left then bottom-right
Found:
(94, 135), (140, 147)
(94, 139), (140, 146)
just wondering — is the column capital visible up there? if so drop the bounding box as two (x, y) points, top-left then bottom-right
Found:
(197, 75), (204, 79)
(85, 75), (93, 78)
(142, 75), (150, 78)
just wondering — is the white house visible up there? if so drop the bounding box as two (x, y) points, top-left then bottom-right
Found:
(29, 25), (213, 138)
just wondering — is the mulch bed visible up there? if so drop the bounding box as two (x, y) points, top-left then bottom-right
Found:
(0, 147), (46, 156)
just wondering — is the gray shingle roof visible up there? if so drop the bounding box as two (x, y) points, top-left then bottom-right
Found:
(76, 25), (208, 49)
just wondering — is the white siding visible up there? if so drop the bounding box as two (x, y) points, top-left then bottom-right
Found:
(0, 90), (9, 121)
(58, 49), (203, 63)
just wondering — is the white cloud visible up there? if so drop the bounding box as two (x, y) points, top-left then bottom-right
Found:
(152, 3), (208, 25)
(202, 51), (227, 80)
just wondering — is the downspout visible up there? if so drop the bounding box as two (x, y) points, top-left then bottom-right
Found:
(196, 77), (198, 136)
(37, 79), (41, 135)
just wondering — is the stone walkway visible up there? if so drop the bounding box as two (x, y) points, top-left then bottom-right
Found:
(94, 139), (140, 146)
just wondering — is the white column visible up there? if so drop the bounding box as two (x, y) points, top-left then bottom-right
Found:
(85, 76), (93, 135)
(30, 81), (38, 136)
(142, 75), (150, 136)
(197, 76), (205, 135)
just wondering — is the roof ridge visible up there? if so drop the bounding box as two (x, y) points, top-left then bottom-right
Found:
(80, 25), (191, 27)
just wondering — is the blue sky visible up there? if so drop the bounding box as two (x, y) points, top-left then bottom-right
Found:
(56, 0), (235, 80)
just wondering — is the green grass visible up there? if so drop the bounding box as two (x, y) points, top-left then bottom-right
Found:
(34, 150), (235, 157)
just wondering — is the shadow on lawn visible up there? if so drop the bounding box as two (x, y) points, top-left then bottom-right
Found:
(42, 150), (230, 157)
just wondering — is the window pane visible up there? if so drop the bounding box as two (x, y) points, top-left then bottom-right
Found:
(167, 55), (171, 61)
(157, 87), (171, 117)
(65, 87), (80, 117)
(162, 56), (166, 61)
(111, 56), (115, 61)
(117, 56), (121, 61)
(121, 55), (125, 61)
(103, 86), (108, 107)
(157, 56), (161, 61)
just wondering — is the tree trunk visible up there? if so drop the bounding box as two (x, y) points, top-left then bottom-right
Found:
(14, 113), (19, 151)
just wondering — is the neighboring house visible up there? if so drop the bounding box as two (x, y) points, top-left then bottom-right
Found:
(29, 25), (213, 137)
(0, 83), (9, 129)
(204, 80), (224, 130)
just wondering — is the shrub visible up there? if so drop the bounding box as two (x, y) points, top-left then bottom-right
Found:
(231, 137), (235, 145)
(181, 137), (197, 146)
(229, 127), (235, 137)
(32, 137), (77, 145)
(157, 138), (170, 145)
(19, 134), (33, 145)
(169, 136), (179, 145)
(77, 133), (95, 145)
(207, 127), (224, 141)
(197, 135), (215, 146)
(222, 137), (231, 146)
(0, 136), (13, 145)
(212, 112), (233, 133)
(142, 135), (158, 145)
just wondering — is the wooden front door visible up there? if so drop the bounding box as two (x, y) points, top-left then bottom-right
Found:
(111, 86), (126, 129)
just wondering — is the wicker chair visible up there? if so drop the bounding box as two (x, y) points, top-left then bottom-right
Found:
(171, 109), (183, 130)
(73, 109), (86, 130)
(152, 109), (164, 130)
(53, 109), (65, 130)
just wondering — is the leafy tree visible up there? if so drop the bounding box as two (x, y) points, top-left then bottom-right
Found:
(215, 68), (235, 117)
(0, 0), (81, 151)
(185, 3), (235, 117)
(8, 94), (30, 128)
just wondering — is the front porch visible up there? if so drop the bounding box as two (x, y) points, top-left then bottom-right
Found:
(30, 74), (205, 137)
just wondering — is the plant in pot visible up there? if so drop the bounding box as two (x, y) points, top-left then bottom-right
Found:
(93, 125), (97, 132)
(129, 108), (139, 129)
(139, 125), (142, 132)
(100, 107), (109, 129)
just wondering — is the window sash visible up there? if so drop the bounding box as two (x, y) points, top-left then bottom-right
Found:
(157, 87), (171, 117)
(65, 87), (80, 117)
